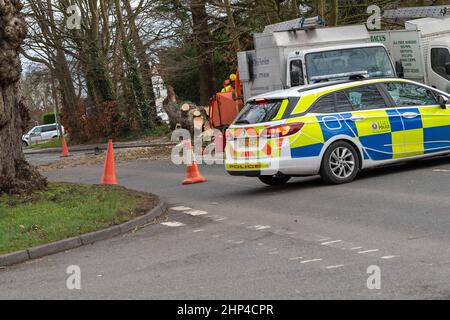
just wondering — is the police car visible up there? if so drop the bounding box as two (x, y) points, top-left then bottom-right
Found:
(225, 76), (450, 185)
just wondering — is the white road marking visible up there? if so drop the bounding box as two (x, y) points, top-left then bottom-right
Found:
(433, 169), (450, 172)
(170, 206), (191, 211)
(381, 255), (398, 260)
(326, 265), (345, 270)
(214, 217), (227, 222)
(289, 257), (303, 261)
(185, 209), (208, 216)
(350, 247), (363, 250)
(268, 251), (279, 255)
(251, 225), (271, 231)
(321, 240), (342, 245)
(286, 231), (298, 235)
(193, 229), (205, 233)
(358, 249), (379, 254)
(161, 221), (186, 227)
(300, 259), (322, 264)
(227, 240), (244, 245)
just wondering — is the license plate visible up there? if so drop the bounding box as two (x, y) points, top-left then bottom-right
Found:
(238, 138), (258, 149)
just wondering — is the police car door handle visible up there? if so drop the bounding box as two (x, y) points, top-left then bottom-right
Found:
(402, 112), (419, 119)
(349, 115), (365, 122)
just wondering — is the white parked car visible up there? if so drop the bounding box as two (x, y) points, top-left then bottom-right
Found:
(22, 123), (65, 147)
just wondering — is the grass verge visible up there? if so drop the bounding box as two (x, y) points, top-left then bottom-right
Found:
(0, 183), (158, 255)
(27, 138), (70, 150)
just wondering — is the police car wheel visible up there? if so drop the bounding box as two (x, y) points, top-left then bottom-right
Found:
(320, 141), (360, 185)
(258, 174), (291, 186)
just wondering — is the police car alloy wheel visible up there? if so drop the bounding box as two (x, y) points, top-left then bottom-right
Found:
(320, 141), (360, 185)
(258, 174), (291, 186)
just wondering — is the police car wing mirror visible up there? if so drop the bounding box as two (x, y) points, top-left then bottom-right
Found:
(437, 95), (449, 109)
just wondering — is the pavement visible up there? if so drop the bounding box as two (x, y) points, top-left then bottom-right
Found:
(1, 154), (450, 299)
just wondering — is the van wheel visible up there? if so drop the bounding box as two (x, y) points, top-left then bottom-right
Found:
(320, 141), (360, 185)
(22, 141), (28, 148)
(258, 174), (291, 186)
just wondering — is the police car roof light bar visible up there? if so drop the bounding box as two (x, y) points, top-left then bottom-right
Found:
(310, 71), (369, 83)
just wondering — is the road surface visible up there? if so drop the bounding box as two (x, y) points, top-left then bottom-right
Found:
(1, 155), (450, 299)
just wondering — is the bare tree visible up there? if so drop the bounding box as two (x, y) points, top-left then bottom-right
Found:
(0, 0), (47, 194)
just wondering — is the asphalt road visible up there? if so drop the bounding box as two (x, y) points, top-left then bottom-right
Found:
(2, 154), (450, 299)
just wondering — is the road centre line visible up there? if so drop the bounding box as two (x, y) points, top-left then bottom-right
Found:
(300, 259), (322, 264)
(358, 249), (379, 254)
(321, 240), (342, 245)
(289, 257), (303, 261)
(326, 265), (345, 269)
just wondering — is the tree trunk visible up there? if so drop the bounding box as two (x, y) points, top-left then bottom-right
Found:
(114, 0), (154, 130)
(190, 0), (216, 106)
(0, 0), (47, 194)
(123, 0), (158, 124)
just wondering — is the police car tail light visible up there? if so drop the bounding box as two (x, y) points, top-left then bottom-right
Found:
(261, 123), (304, 138)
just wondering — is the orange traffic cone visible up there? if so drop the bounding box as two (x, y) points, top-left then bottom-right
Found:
(182, 140), (206, 185)
(101, 139), (118, 185)
(61, 136), (70, 157)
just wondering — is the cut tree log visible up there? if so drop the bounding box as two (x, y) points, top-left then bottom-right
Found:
(162, 86), (210, 135)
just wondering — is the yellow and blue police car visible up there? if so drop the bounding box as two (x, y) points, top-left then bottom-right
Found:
(225, 77), (450, 185)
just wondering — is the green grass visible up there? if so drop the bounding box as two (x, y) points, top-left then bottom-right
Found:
(27, 138), (71, 150)
(0, 183), (157, 254)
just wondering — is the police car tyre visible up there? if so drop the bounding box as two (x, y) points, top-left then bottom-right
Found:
(258, 174), (291, 186)
(320, 141), (360, 185)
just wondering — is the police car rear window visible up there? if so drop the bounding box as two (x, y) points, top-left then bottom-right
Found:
(234, 100), (284, 124)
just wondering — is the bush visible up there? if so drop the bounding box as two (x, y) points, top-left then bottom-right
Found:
(62, 100), (133, 143)
(42, 112), (62, 125)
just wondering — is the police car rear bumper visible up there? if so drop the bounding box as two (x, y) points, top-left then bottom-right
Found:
(225, 157), (321, 177)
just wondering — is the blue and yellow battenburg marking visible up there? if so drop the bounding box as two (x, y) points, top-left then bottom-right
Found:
(227, 80), (450, 166)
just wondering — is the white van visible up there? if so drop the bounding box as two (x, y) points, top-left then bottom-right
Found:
(237, 18), (397, 102)
(371, 17), (450, 93)
(22, 123), (65, 147)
